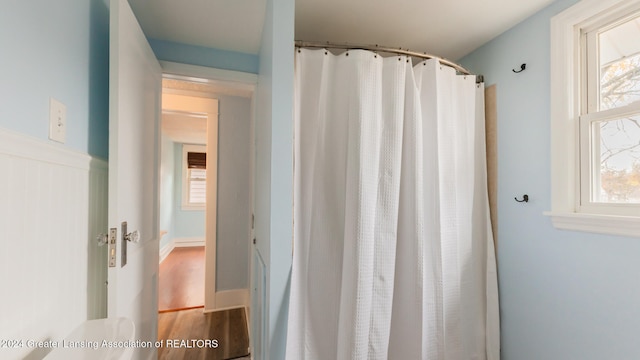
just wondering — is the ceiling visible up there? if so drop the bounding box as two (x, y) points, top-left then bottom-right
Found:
(162, 110), (207, 145)
(161, 78), (233, 144)
(160, 77), (254, 144)
(139, 0), (556, 144)
(128, 0), (266, 54)
(129, 0), (555, 61)
(296, 0), (555, 60)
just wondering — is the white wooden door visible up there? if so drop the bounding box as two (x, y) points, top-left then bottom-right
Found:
(108, 0), (161, 358)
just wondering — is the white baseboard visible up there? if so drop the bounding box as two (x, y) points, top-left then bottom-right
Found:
(158, 237), (205, 263)
(203, 289), (250, 313)
(159, 241), (175, 263)
(174, 237), (205, 247)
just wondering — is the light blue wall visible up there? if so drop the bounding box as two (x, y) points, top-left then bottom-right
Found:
(216, 96), (252, 291)
(0, 0), (109, 159)
(254, 0), (295, 357)
(173, 143), (206, 238)
(460, 1), (640, 359)
(159, 133), (175, 249)
(149, 39), (259, 74)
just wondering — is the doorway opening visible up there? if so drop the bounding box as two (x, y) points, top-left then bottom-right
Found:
(156, 68), (256, 357)
(159, 87), (217, 313)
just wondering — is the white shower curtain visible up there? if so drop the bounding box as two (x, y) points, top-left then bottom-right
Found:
(287, 48), (500, 360)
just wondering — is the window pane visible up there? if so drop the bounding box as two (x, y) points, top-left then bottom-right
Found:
(593, 115), (640, 203)
(599, 16), (640, 110)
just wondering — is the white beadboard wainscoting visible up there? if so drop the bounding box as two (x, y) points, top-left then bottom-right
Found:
(0, 128), (108, 359)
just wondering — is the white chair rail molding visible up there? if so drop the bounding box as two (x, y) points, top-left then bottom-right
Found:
(547, 0), (640, 237)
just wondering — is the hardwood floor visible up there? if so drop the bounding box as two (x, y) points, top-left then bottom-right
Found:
(159, 247), (205, 312)
(158, 307), (251, 360)
(157, 247), (250, 359)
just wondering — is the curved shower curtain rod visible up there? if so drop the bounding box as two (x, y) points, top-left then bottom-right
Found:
(295, 40), (481, 81)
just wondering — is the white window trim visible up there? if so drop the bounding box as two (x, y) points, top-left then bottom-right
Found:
(547, 0), (640, 237)
(182, 143), (207, 211)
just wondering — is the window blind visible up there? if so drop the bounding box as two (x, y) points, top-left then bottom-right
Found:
(188, 168), (206, 204)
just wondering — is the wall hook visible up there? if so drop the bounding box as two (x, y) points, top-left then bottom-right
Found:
(515, 194), (529, 203)
(512, 63), (526, 73)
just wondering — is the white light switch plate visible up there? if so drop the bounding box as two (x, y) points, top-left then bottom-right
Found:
(49, 98), (66, 143)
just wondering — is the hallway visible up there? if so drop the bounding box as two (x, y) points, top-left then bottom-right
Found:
(157, 247), (250, 359)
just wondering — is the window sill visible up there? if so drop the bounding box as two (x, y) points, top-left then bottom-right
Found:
(181, 205), (205, 211)
(544, 211), (640, 238)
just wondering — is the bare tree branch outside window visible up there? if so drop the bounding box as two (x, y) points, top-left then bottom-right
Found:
(599, 53), (640, 203)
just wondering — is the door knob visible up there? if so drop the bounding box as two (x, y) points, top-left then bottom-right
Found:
(124, 230), (140, 243)
(96, 233), (108, 246)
